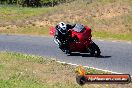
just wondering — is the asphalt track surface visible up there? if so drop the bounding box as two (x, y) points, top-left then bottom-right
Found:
(0, 34), (132, 75)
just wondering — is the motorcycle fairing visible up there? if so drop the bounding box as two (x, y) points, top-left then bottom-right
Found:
(50, 25), (92, 53)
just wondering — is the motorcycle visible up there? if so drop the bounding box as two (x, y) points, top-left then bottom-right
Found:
(50, 25), (101, 57)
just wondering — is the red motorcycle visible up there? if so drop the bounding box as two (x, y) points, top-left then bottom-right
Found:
(50, 25), (101, 57)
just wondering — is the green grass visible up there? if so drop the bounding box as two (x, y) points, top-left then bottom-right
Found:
(0, 51), (114, 88)
(0, 52), (77, 88)
(0, 25), (50, 36)
(0, 6), (53, 21)
(0, 0), (132, 41)
(93, 30), (132, 41)
(1, 25), (132, 41)
(0, 52), (131, 88)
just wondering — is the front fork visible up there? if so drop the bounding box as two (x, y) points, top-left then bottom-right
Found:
(85, 39), (93, 53)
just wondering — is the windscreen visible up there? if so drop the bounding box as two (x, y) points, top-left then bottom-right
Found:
(73, 24), (85, 32)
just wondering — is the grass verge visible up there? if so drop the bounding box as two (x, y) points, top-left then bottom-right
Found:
(0, 24), (132, 41)
(93, 30), (132, 41)
(0, 25), (50, 36)
(0, 51), (131, 88)
(0, 26), (132, 41)
(0, 0), (132, 41)
(0, 6), (53, 21)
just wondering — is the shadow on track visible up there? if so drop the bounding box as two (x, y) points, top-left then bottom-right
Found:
(67, 53), (111, 58)
(96, 55), (111, 58)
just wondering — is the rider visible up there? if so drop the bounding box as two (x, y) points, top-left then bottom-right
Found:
(54, 22), (75, 53)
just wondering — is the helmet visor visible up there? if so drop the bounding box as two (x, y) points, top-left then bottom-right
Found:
(61, 28), (67, 34)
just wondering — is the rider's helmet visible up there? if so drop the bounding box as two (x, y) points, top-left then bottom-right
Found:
(58, 22), (67, 35)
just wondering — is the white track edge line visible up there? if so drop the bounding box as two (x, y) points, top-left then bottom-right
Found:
(127, 42), (132, 44)
(56, 60), (132, 78)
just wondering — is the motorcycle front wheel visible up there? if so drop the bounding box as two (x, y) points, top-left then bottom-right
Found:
(88, 42), (101, 57)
